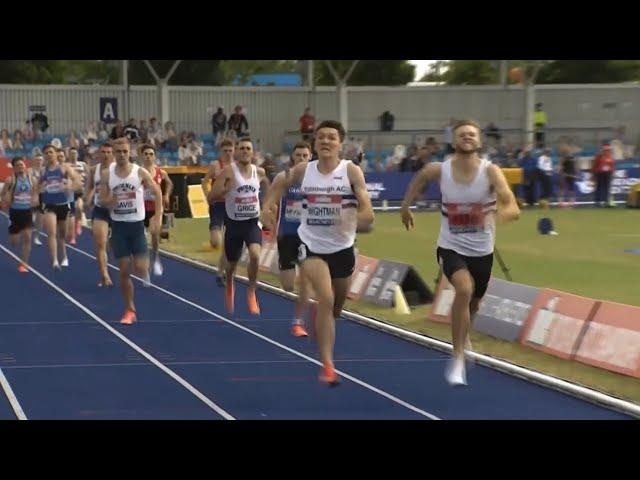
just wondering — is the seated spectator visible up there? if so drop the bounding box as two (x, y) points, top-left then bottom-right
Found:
(124, 118), (140, 141)
(386, 144), (406, 172)
(13, 130), (24, 151)
(98, 122), (110, 141)
(110, 119), (125, 139)
(21, 121), (35, 142)
(399, 145), (419, 172)
(147, 117), (164, 146)
(129, 139), (140, 163)
(138, 120), (149, 143)
(81, 121), (98, 145)
(425, 137), (439, 155)
(178, 140), (201, 166)
(1, 129), (14, 151)
(164, 122), (178, 151)
(413, 144), (433, 171)
(31, 112), (49, 137)
(68, 130), (80, 150)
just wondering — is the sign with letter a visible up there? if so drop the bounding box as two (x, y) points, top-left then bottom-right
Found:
(100, 97), (118, 123)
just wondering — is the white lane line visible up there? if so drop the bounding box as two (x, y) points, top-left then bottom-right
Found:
(0, 367), (27, 420)
(64, 242), (440, 420)
(2, 357), (448, 370)
(0, 242), (235, 420)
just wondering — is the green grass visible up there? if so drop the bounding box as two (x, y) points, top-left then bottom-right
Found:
(160, 208), (640, 404)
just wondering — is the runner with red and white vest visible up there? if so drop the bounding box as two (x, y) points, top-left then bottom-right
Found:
(201, 137), (235, 286)
(141, 144), (173, 276)
(401, 119), (520, 386)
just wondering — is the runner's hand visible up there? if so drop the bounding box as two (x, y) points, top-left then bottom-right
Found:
(401, 206), (414, 231)
(260, 204), (277, 231)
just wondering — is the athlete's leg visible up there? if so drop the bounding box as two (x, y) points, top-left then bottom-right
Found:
(20, 227), (32, 266)
(301, 257), (336, 379)
(66, 204), (76, 244)
(43, 211), (59, 267)
(449, 268), (475, 359)
(57, 211), (69, 266)
(75, 196), (84, 235)
(118, 256), (136, 313)
(93, 219), (112, 286)
(246, 242), (261, 315)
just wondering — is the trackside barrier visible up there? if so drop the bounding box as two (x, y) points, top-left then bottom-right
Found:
(429, 276), (640, 381)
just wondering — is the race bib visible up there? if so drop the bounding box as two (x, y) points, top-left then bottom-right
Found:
(114, 190), (138, 215)
(234, 195), (259, 219)
(284, 199), (303, 223)
(447, 203), (485, 234)
(45, 178), (63, 193)
(306, 194), (342, 226)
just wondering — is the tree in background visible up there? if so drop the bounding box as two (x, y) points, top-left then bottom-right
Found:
(420, 60), (640, 85)
(127, 60), (224, 85)
(314, 60), (415, 86)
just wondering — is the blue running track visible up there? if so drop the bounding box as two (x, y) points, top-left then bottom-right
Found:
(0, 214), (634, 420)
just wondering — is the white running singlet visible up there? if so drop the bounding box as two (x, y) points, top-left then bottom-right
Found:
(298, 159), (358, 254)
(108, 163), (145, 222)
(437, 158), (497, 256)
(224, 163), (260, 221)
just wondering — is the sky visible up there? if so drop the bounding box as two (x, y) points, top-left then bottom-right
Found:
(409, 60), (440, 81)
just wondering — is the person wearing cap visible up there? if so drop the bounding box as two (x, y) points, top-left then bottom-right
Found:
(592, 143), (615, 207)
(212, 106), (227, 147)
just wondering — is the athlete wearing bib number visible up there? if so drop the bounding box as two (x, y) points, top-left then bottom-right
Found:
(141, 144), (173, 277)
(28, 153), (45, 246)
(0, 157), (39, 272)
(100, 137), (163, 326)
(202, 137), (235, 286)
(41, 144), (81, 270)
(211, 137), (270, 316)
(262, 121), (374, 386)
(401, 119), (520, 386)
(271, 142), (313, 338)
(86, 142), (115, 287)
(67, 146), (88, 237)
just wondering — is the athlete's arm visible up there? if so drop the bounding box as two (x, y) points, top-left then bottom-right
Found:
(257, 167), (270, 192)
(99, 168), (114, 208)
(65, 165), (82, 192)
(29, 172), (39, 207)
(487, 164), (520, 224)
(347, 161), (374, 230)
(210, 165), (234, 202)
(86, 165), (96, 208)
(201, 162), (217, 197)
(261, 162), (305, 231)
(160, 170), (173, 210)
(400, 162), (442, 230)
(139, 167), (163, 235)
(0, 175), (14, 210)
